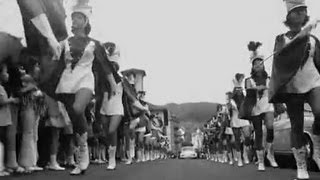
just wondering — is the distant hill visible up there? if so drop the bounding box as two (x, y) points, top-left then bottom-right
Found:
(165, 102), (219, 131)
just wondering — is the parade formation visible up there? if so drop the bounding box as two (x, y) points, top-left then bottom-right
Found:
(202, 0), (320, 179)
(0, 0), (320, 180)
(0, 0), (169, 177)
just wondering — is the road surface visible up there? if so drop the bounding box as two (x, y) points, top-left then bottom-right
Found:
(3, 159), (320, 180)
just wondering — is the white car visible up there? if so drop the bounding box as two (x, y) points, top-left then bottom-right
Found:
(179, 146), (197, 159)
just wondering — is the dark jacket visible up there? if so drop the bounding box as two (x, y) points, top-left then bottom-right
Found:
(269, 33), (320, 103)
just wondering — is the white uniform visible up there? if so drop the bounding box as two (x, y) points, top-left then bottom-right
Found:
(247, 78), (274, 116)
(100, 82), (124, 116)
(55, 41), (95, 94)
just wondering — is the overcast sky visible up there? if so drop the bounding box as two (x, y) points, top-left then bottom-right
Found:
(1, 0), (320, 105)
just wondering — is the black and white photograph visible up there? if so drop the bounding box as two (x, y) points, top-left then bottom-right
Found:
(0, 0), (320, 179)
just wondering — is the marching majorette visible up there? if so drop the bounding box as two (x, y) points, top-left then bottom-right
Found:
(226, 91), (251, 167)
(100, 42), (125, 170)
(204, 117), (219, 161)
(54, 0), (122, 175)
(269, 0), (320, 179)
(231, 73), (252, 166)
(133, 92), (150, 163)
(242, 41), (278, 171)
(216, 104), (233, 164)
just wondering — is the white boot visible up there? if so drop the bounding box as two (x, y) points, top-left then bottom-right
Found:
(129, 140), (135, 160)
(107, 146), (116, 170)
(233, 149), (238, 162)
(218, 153), (223, 163)
(292, 147), (310, 180)
(243, 146), (250, 164)
(48, 154), (65, 171)
(136, 150), (142, 163)
(223, 151), (228, 163)
(210, 154), (214, 161)
(214, 154), (218, 162)
(70, 133), (89, 175)
(266, 143), (279, 168)
(142, 148), (146, 162)
(228, 153), (234, 165)
(256, 150), (265, 171)
(125, 151), (132, 165)
(237, 151), (243, 167)
(145, 150), (150, 161)
(312, 135), (320, 170)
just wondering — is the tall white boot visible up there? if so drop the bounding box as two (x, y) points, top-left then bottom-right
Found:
(155, 151), (159, 160)
(233, 149), (238, 162)
(237, 151), (243, 167)
(256, 150), (265, 171)
(266, 143), (279, 168)
(70, 133), (89, 175)
(125, 150), (132, 165)
(228, 153), (234, 165)
(129, 140), (135, 160)
(107, 146), (116, 170)
(142, 148), (146, 162)
(312, 135), (320, 170)
(145, 150), (150, 161)
(214, 153), (218, 162)
(218, 153), (223, 163)
(292, 147), (310, 180)
(223, 151), (228, 163)
(136, 149), (142, 163)
(243, 146), (250, 164)
(210, 154), (214, 161)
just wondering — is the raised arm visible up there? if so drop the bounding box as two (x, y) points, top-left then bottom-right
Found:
(17, 0), (63, 59)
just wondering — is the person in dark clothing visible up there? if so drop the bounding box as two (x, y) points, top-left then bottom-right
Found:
(269, 0), (320, 179)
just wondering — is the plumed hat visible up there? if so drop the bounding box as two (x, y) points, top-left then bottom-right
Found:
(283, 0), (307, 13)
(72, 0), (92, 19)
(247, 41), (264, 64)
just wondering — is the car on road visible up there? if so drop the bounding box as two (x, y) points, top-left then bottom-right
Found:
(271, 104), (319, 170)
(179, 146), (198, 159)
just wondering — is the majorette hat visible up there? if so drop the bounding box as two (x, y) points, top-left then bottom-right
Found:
(283, 0), (307, 14)
(247, 41), (264, 64)
(72, 0), (92, 19)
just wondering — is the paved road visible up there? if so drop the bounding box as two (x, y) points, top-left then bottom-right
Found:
(3, 159), (320, 180)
